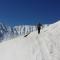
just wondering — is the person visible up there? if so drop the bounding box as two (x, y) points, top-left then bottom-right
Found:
(37, 23), (42, 34)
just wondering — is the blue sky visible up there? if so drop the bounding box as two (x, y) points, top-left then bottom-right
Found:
(0, 0), (60, 26)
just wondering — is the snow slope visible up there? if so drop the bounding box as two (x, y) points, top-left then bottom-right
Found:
(0, 21), (60, 60)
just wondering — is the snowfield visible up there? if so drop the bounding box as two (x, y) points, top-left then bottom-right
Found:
(0, 21), (60, 60)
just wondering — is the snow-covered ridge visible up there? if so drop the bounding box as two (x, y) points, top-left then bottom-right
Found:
(0, 20), (60, 41)
(0, 20), (60, 60)
(0, 23), (37, 41)
(14, 25), (36, 35)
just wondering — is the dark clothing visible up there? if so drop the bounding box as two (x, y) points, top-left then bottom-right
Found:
(38, 27), (41, 34)
(37, 23), (42, 34)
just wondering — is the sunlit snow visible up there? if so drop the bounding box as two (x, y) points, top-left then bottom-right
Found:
(0, 21), (60, 60)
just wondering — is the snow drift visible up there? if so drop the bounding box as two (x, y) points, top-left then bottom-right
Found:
(0, 21), (60, 60)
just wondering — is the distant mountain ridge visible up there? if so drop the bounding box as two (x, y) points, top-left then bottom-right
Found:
(0, 20), (59, 41)
(0, 23), (37, 41)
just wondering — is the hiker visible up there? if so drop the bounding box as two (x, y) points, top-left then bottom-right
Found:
(37, 23), (42, 34)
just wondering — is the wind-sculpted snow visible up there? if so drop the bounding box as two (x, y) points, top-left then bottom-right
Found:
(0, 21), (60, 60)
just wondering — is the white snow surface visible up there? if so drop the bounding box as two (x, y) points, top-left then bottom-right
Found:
(0, 21), (60, 60)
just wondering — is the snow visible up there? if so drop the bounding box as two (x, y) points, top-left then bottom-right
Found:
(0, 21), (60, 60)
(14, 25), (36, 35)
(0, 23), (37, 41)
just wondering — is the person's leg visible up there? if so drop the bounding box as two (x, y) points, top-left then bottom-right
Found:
(38, 29), (40, 34)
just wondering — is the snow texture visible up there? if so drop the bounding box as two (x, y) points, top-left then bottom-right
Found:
(0, 21), (60, 60)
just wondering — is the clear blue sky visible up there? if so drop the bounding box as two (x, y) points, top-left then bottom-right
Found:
(0, 0), (60, 26)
